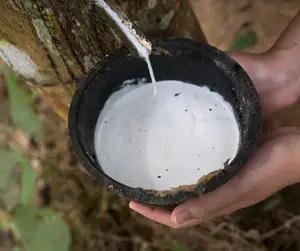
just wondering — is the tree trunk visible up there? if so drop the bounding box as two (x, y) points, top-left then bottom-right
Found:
(0, 0), (205, 120)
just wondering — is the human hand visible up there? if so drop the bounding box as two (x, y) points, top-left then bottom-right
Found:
(129, 127), (300, 228)
(228, 51), (300, 118)
(129, 50), (300, 228)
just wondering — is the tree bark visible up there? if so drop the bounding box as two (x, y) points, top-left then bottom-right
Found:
(0, 0), (205, 120)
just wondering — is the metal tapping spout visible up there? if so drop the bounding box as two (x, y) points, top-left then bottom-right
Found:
(94, 0), (152, 58)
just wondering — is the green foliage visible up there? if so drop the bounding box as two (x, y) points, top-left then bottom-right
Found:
(13, 205), (71, 251)
(12, 246), (21, 251)
(1, 69), (39, 207)
(6, 72), (43, 141)
(230, 30), (257, 51)
(0, 148), (37, 210)
(0, 149), (21, 211)
(0, 70), (71, 251)
(15, 151), (37, 205)
(172, 245), (190, 251)
(38, 209), (71, 251)
(13, 204), (40, 240)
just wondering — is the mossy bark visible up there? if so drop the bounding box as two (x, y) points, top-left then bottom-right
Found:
(0, 0), (205, 120)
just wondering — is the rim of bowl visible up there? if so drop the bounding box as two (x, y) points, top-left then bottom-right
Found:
(68, 37), (261, 208)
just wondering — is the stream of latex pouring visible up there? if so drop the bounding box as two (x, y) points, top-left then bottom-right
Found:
(94, 0), (158, 95)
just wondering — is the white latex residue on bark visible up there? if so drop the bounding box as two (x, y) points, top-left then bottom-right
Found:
(0, 41), (45, 82)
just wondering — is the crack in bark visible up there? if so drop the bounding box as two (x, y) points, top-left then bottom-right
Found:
(34, 1), (78, 81)
(55, 16), (87, 74)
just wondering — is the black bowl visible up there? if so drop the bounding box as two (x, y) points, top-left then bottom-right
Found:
(68, 38), (261, 209)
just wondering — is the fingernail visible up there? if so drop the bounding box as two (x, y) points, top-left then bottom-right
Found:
(173, 211), (192, 224)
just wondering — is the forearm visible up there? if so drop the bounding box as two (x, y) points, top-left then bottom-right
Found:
(285, 130), (300, 184)
(270, 11), (300, 103)
(262, 128), (300, 186)
(272, 11), (300, 53)
(255, 11), (300, 114)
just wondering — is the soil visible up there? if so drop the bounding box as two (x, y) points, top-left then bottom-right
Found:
(2, 1), (300, 251)
(0, 231), (15, 251)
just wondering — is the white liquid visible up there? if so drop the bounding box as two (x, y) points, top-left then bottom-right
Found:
(94, 80), (240, 190)
(94, 0), (157, 94)
(145, 57), (157, 95)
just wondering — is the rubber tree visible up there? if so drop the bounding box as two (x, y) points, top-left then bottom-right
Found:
(0, 0), (205, 120)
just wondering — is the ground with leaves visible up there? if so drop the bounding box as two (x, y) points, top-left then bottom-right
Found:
(1, 70), (71, 251)
(2, 0), (300, 251)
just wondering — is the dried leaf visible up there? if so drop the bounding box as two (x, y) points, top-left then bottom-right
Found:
(13, 129), (30, 153)
(0, 211), (12, 230)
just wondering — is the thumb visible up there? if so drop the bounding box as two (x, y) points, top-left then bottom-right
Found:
(171, 175), (243, 224)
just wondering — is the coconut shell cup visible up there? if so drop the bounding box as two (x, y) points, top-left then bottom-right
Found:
(68, 38), (261, 209)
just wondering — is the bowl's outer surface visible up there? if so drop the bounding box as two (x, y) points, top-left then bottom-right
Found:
(68, 38), (261, 209)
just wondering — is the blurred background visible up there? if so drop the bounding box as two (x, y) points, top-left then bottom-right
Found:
(1, 0), (300, 250)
